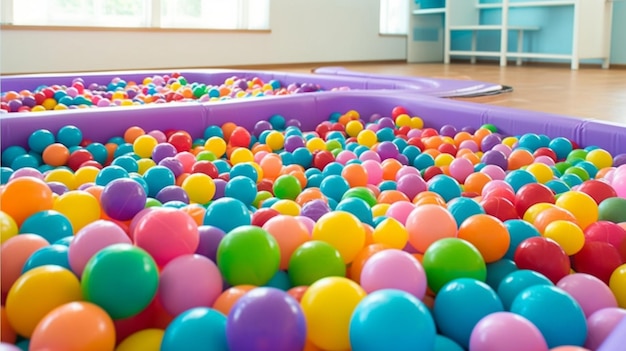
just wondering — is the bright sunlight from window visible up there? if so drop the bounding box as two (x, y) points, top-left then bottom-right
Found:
(380, 0), (409, 35)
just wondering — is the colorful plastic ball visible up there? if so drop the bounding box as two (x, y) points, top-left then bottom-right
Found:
(598, 197), (626, 223)
(287, 240), (346, 287)
(405, 204), (458, 253)
(510, 285), (587, 348)
(56, 125), (82, 147)
(1, 176), (54, 226)
(142, 165), (176, 197)
(217, 225), (280, 286)
(485, 258), (518, 291)
(572, 241), (623, 284)
(226, 287), (306, 351)
(609, 264), (626, 308)
(262, 215), (310, 270)
(0, 211), (18, 244)
(19, 210), (73, 243)
(99, 178), (147, 221)
(577, 180), (617, 205)
(161, 307), (228, 351)
(159, 254), (223, 317)
(52, 190), (101, 232)
(29, 302), (115, 351)
(584, 307), (626, 350)
(116, 328), (164, 351)
(22, 244), (71, 273)
(312, 211), (366, 264)
(133, 207), (199, 267)
(543, 220), (585, 256)
(42, 143), (70, 167)
(514, 182), (556, 217)
(300, 277), (366, 351)
(223, 175), (256, 205)
(469, 312), (548, 351)
(371, 217), (409, 250)
(422, 238), (487, 293)
(548, 137), (573, 160)
(271, 174), (300, 200)
(497, 269), (553, 310)
(556, 273), (618, 318)
(336, 197), (373, 226)
(6, 265), (82, 338)
(318, 176), (349, 203)
(68, 220), (131, 277)
(427, 174), (462, 202)
(360, 249), (427, 299)
(514, 237), (570, 284)
(81, 243), (159, 319)
(457, 214), (510, 263)
(433, 278), (504, 348)
(28, 129), (55, 153)
(349, 289), (436, 351)
(204, 198), (251, 233)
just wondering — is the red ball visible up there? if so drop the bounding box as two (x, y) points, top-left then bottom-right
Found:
(407, 137), (425, 151)
(572, 241), (624, 284)
(396, 126), (411, 136)
(420, 128), (439, 138)
(312, 150), (335, 170)
(437, 143), (458, 156)
(514, 237), (571, 284)
(217, 173), (230, 182)
(584, 221), (626, 262)
(257, 179), (274, 194)
(191, 161), (219, 178)
(483, 187), (517, 205)
(34, 92), (47, 105)
(42, 88), (55, 99)
(168, 131), (192, 152)
(228, 127), (252, 148)
(422, 166), (443, 181)
(577, 180), (618, 205)
(391, 106), (409, 120)
(315, 123), (331, 139)
(480, 197), (520, 222)
(514, 183), (555, 217)
(79, 160), (103, 170)
(0, 102), (9, 112)
(533, 147), (557, 162)
(17, 106), (31, 112)
(329, 123), (345, 134)
(67, 149), (94, 171)
(251, 208), (280, 227)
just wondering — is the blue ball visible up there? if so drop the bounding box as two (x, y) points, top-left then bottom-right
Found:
(11, 154), (40, 170)
(350, 289), (436, 351)
(22, 244), (71, 273)
(414, 153), (435, 171)
(376, 128), (395, 142)
(204, 198), (251, 233)
(427, 175), (462, 202)
(279, 151), (293, 165)
(2, 145), (27, 166)
(113, 143), (134, 158)
(54, 236), (74, 247)
(503, 219), (541, 260)
(230, 163), (259, 182)
(510, 285), (587, 348)
(269, 114), (286, 130)
(392, 138), (408, 152)
(497, 269), (553, 310)
(111, 155), (139, 173)
(319, 175), (350, 202)
(108, 136), (125, 145)
(560, 173), (583, 188)
(264, 270), (292, 291)
(353, 145), (369, 156)
(378, 180), (396, 191)
(485, 259), (518, 291)
(545, 179), (570, 195)
(161, 307), (228, 351)
(306, 173), (324, 188)
(129, 173), (150, 195)
(1, 167), (13, 184)
(260, 197), (280, 208)
(504, 169), (537, 192)
(85, 142), (108, 165)
(204, 125), (224, 139)
(56, 125), (83, 147)
(447, 197), (485, 228)
(225, 176), (257, 205)
(20, 210), (74, 242)
(292, 147), (313, 168)
(336, 197), (373, 226)
(402, 145), (421, 165)
(517, 133), (542, 152)
(548, 137), (573, 161)
(213, 160), (231, 175)
(142, 165), (176, 197)
(95, 165), (130, 187)
(322, 162), (344, 177)
(434, 334), (465, 351)
(433, 278), (504, 348)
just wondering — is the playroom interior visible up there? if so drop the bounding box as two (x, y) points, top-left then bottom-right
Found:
(1, 0), (626, 351)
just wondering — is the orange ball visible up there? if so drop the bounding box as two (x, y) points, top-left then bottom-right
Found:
(533, 207), (578, 234)
(454, 131), (474, 147)
(1, 177), (54, 226)
(464, 172), (493, 194)
(212, 285), (256, 316)
(260, 154), (283, 181)
(341, 164), (368, 188)
(123, 126), (145, 144)
(296, 188), (327, 206)
(377, 190), (410, 204)
(508, 149), (535, 170)
(42, 143), (70, 167)
(473, 128), (492, 145)
(221, 122), (238, 142)
(262, 215), (310, 270)
(423, 136), (444, 150)
(381, 159), (403, 181)
(457, 214), (510, 263)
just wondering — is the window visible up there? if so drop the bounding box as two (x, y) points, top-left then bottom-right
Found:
(380, 0), (409, 35)
(6, 0), (270, 30)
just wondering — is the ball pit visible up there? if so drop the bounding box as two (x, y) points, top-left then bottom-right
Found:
(2, 70), (626, 351)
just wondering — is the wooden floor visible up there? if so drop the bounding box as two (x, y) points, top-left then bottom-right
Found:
(270, 62), (626, 125)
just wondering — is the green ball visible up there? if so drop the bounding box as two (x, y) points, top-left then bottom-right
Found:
(273, 174), (302, 200)
(341, 187), (377, 207)
(554, 162), (572, 175)
(81, 243), (159, 319)
(253, 190), (273, 208)
(217, 225), (280, 286)
(598, 197), (626, 223)
(145, 197), (162, 208)
(196, 151), (217, 161)
(288, 240), (346, 286)
(563, 166), (590, 181)
(422, 238), (486, 294)
(481, 124), (498, 133)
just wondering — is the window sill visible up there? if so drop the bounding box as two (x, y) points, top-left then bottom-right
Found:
(379, 33), (408, 37)
(0, 24), (271, 34)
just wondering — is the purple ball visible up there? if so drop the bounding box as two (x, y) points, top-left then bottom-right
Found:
(100, 178), (147, 221)
(195, 225), (226, 262)
(8, 100), (22, 112)
(158, 157), (184, 178)
(284, 136), (305, 153)
(300, 199), (331, 222)
(22, 96), (37, 108)
(78, 182), (95, 191)
(440, 125), (458, 138)
(226, 287), (306, 351)
(397, 173), (428, 200)
(9, 167), (43, 180)
(481, 133), (503, 152)
(155, 185), (189, 204)
(481, 149), (509, 170)
(614, 153), (626, 167)
(48, 181), (69, 195)
(213, 178), (227, 199)
(253, 120), (273, 138)
(377, 141), (400, 161)
(462, 126), (477, 134)
(396, 153), (409, 165)
(285, 119), (302, 128)
(369, 113), (382, 123)
(377, 117), (395, 129)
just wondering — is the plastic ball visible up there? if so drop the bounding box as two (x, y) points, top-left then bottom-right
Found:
(598, 197), (626, 223)
(572, 241), (623, 284)
(510, 285), (587, 348)
(262, 215), (310, 270)
(584, 307), (626, 350)
(1, 176), (54, 226)
(427, 174), (462, 202)
(99, 178), (147, 221)
(405, 204), (457, 253)
(273, 174), (302, 200)
(28, 129), (55, 153)
(226, 287), (306, 351)
(349, 289), (436, 351)
(422, 238), (487, 293)
(204, 197), (251, 233)
(556, 273), (618, 318)
(577, 180), (617, 205)
(543, 220), (585, 256)
(514, 237), (570, 284)
(300, 277), (366, 351)
(181, 172), (216, 205)
(609, 264), (626, 308)
(497, 269), (554, 310)
(514, 182), (556, 217)
(433, 278), (504, 348)
(116, 329), (164, 351)
(555, 191), (598, 230)
(371, 217), (409, 250)
(133, 207), (199, 267)
(1, 234), (50, 295)
(469, 312), (548, 351)
(360, 249), (427, 299)
(6, 265), (82, 337)
(288, 240), (346, 287)
(19, 210), (73, 243)
(22, 244), (71, 273)
(52, 190), (101, 231)
(161, 307), (228, 351)
(457, 214), (510, 263)
(29, 302), (115, 351)
(312, 211), (366, 264)
(0, 211), (18, 244)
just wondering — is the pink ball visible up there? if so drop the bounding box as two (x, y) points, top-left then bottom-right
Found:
(254, 151), (269, 164)
(612, 172), (626, 198)
(158, 254), (223, 316)
(361, 160), (383, 185)
(535, 156), (556, 166)
(68, 219), (132, 276)
(174, 151), (196, 173)
(556, 273), (618, 318)
(482, 179), (514, 196)
(385, 201), (416, 225)
(492, 144), (512, 157)
(335, 150), (357, 165)
(584, 307), (626, 350)
(449, 158), (474, 183)
(359, 150), (381, 162)
(360, 249), (427, 299)
(147, 130), (167, 144)
(396, 174), (427, 201)
(407, 129), (422, 139)
(459, 140), (479, 153)
(134, 207), (199, 267)
(469, 312), (549, 351)
(295, 216), (315, 235)
(405, 204), (457, 253)
(481, 165), (507, 181)
(395, 166), (420, 181)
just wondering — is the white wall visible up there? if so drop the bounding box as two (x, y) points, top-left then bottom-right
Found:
(0, 0), (407, 75)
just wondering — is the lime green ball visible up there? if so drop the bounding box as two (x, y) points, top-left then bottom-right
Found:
(341, 187), (377, 207)
(253, 190), (273, 208)
(273, 174), (302, 200)
(197, 151), (217, 161)
(480, 124), (498, 133)
(554, 162), (572, 175)
(563, 166), (590, 181)
(288, 240), (346, 286)
(145, 197), (162, 208)
(422, 238), (486, 294)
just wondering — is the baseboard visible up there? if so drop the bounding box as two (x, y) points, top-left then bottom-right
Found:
(449, 58), (625, 70)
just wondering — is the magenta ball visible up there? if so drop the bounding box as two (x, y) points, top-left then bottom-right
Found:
(396, 174), (427, 200)
(556, 273), (618, 318)
(449, 158), (474, 183)
(158, 254), (223, 316)
(100, 178), (147, 221)
(469, 312), (548, 351)
(360, 249), (427, 299)
(585, 307), (626, 350)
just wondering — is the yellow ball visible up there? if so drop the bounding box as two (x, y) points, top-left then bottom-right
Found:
(555, 191), (598, 230)
(345, 120), (364, 138)
(116, 329), (164, 351)
(74, 166), (100, 187)
(586, 149), (613, 169)
(306, 137), (327, 152)
(610, 264), (626, 308)
(120, 99), (134, 107)
(181, 173), (215, 205)
(371, 203), (390, 218)
(6, 265), (82, 338)
(372, 217), (409, 250)
(525, 163), (554, 184)
(31, 105), (47, 112)
(301, 277), (366, 351)
(204, 137), (227, 158)
(142, 77), (153, 85)
(44, 168), (77, 190)
(0, 211), (18, 244)
(53, 190), (101, 231)
(270, 199), (301, 216)
(230, 148), (254, 165)
(542, 220), (585, 255)
(170, 82), (181, 91)
(42, 98), (57, 110)
(53, 104), (68, 111)
(395, 114), (411, 127)
(112, 91), (126, 101)
(435, 153), (455, 167)
(133, 135), (159, 159)
(265, 131), (285, 151)
(312, 211), (366, 264)
(356, 130), (377, 148)
(136, 159), (156, 175)
(410, 116), (424, 129)
(523, 203), (556, 223)
(502, 137), (519, 148)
